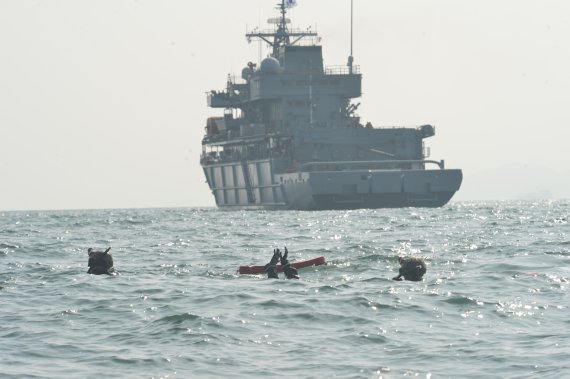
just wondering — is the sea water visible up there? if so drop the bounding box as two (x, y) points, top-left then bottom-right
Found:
(1, 201), (569, 378)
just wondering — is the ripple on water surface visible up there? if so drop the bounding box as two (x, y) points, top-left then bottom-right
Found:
(0, 201), (569, 378)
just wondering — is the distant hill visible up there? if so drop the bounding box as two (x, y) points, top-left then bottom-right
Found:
(453, 164), (570, 201)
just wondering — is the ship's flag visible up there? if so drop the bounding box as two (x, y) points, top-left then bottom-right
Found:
(285, 0), (297, 8)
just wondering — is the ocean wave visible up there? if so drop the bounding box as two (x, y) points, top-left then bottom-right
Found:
(1, 203), (569, 378)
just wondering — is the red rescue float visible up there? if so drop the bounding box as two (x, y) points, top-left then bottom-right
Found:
(238, 256), (326, 275)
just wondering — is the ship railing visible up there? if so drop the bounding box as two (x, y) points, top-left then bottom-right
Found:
(298, 159), (445, 172)
(324, 65), (360, 75)
(208, 91), (248, 108)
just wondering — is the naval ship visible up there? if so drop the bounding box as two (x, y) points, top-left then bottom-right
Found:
(200, 1), (462, 210)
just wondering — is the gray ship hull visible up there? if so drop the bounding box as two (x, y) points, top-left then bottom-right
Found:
(203, 161), (462, 210)
(278, 169), (462, 210)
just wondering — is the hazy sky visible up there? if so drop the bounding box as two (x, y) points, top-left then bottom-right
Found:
(1, 0), (569, 211)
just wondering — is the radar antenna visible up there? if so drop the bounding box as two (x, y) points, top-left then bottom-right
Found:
(245, 0), (318, 58)
(347, 0), (354, 74)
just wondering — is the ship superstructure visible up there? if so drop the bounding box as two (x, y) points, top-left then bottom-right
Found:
(200, 1), (462, 210)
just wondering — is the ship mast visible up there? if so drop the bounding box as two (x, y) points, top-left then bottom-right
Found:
(274, 0), (291, 53)
(245, 0), (318, 58)
(347, 0), (354, 74)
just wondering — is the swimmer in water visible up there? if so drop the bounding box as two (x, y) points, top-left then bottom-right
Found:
(87, 247), (115, 275)
(264, 249), (280, 279)
(280, 247), (299, 279)
(392, 256), (426, 281)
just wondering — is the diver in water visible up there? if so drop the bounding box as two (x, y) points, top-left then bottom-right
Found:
(87, 247), (115, 275)
(264, 247), (299, 279)
(264, 248), (280, 279)
(392, 256), (426, 281)
(280, 247), (299, 279)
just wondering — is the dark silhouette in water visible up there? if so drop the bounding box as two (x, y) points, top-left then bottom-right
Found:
(264, 249), (280, 279)
(280, 247), (299, 279)
(87, 247), (115, 275)
(264, 247), (300, 279)
(393, 256), (426, 281)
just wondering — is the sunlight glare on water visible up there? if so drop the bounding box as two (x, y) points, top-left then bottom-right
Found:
(1, 200), (569, 378)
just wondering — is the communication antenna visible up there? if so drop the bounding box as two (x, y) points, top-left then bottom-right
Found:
(347, 0), (354, 74)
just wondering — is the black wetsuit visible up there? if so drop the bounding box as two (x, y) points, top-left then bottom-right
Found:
(393, 257), (426, 281)
(87, 247), (115, 275)
(264, 249), (280, 279)
(281, 248), (299, 279)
